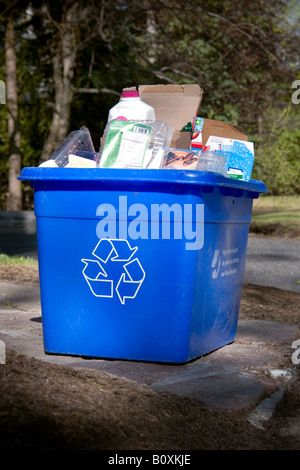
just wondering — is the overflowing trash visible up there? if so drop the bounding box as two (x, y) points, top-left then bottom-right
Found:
(39, 83), (255, 181)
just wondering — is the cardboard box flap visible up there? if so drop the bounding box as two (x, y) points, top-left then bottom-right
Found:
(202, 118), (247, 146)
(170, 130), (191, 149)
(136, 84), (203, 131)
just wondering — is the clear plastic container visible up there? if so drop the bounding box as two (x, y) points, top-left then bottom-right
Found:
(108, 90), (156, 123)
(141, 120), (172, 169)
(196, 151), (228, 176)
(50, 126), (95, 167)
(97, 119), (172, 169)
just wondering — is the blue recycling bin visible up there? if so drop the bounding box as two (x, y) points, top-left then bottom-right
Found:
(19, 168), (267, 363)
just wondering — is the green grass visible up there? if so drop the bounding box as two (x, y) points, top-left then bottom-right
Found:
(251, 195), (300, 238)
(252, 195), (300, 230)
(0, 254), (38, 266)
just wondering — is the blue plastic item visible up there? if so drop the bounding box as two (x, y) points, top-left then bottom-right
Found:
(19, 168), (267, 363)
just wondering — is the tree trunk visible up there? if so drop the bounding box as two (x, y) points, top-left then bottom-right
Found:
(40, 6), (78, 163)
(5, 16), (22, 211)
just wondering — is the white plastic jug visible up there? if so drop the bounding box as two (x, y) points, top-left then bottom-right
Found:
(107, 90), (156, 122)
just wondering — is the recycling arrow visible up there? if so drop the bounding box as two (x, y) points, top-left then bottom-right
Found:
(81, 238), (145, 304)
(81, 258), (113, 298)
(116, 258), (145, 305)
(93, 238), (137, 263)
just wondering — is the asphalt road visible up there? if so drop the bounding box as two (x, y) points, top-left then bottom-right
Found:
(0, 229), (299, 294)
(0, 232), (38, 259)
(244, 236), (300, 294)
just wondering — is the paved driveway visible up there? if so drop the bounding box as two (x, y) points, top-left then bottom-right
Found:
(245, 236), (300, 293)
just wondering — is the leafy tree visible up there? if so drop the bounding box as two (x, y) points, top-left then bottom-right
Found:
(0, 0), (299, 208)
(3, 11), (22, 209)
(252, 104), (300, 194)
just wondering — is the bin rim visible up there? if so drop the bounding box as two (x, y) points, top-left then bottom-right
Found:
(18, 167), (268, 194)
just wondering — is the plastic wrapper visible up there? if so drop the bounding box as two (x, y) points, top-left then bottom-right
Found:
(191, 116), (204, 149)
(50, 126), (95, 167)
(97, 119), (173, 169)
(164, 149), (199, 170)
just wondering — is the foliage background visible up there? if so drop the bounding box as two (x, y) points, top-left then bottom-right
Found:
(0, 0), (299, 209)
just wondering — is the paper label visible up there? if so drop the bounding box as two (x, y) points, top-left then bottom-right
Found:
(100, 121), (151, 169)
(227, 167), (243, 179)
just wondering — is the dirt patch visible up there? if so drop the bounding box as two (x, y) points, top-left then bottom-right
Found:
(0, 263), (39, 285)
(0, 348), (299, 451)
(239, 284), (300, 323)
(250, 221), (300, 239)
(0, 265), (299, 450)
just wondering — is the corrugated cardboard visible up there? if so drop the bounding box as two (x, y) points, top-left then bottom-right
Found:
(123, 85), (247, 150)
(126, 84), (203, 147)
(201, 119), (247, 147)
(169, 130), (191, 148)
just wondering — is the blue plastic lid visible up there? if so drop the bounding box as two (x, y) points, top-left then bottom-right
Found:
(19, 167), (268, 194)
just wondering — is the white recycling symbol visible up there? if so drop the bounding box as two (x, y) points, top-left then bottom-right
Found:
(81, 238), (145, 305)
(211, 249), (221, 279)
